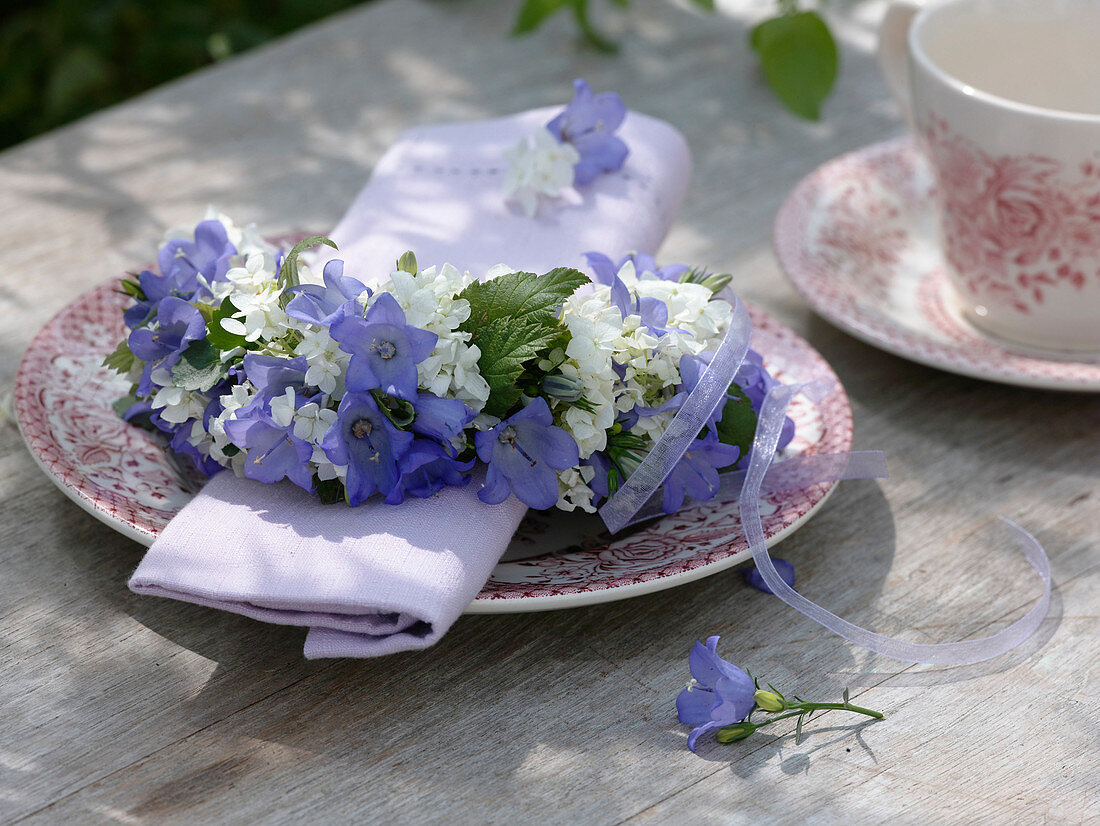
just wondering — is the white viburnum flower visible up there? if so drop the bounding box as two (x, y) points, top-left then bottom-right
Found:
(557, 465), (597, 513)
(295, 328), (348, 396)
(292, 402), (337, 444)
(374, 262), (490, 412)
(502, 129), (581, 218)
(150, 386), (208, 425)
(269, 387), (297, 428)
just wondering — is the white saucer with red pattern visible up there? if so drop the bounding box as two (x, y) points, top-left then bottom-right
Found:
(775, 137), (1100, 392)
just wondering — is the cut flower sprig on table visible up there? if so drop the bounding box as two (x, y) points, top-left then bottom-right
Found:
(103, 211), (793, 516)
(677, 636), (884, 751)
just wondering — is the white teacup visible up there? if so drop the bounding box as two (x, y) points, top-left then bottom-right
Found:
(879, 0), (1100, 352)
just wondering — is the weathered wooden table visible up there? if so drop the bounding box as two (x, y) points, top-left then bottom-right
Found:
(2, 1), (1096, 822)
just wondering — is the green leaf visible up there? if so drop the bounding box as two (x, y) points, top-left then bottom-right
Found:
(512, 0), (618, 52)
(172, 339), (225, 392)
(715, 384), (758, 467)
(102, 340), (135, 375)
(205, 296), (251, 351)
(315, 475), (346, 505)
(373, 391), (416, 428)
(749, 11), (838, 121)
(277, 234), (337, 295)
(512, 0), (570, 35)
(457, 267), (589, 418)
(111, 393), (138, 419)
(460, 267), (589, 327)
(118, 278), (145, 300)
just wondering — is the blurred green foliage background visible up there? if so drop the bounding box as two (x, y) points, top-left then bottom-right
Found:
(0, 0), (367, 151)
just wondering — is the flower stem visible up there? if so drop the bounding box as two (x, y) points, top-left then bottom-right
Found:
(754, 701), (884, 729)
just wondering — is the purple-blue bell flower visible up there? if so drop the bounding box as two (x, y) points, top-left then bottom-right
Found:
(622, 252), (689, 282)
(662, 431), (740, 514)
(609, 272), (668, 336)
(737, 350), (795, 452)
(546, 79), (629, 186)
(584, 451), (611, 503)
(329, 292), (437, 400)
(229, 354), (312, 423)
(242, 354), (309, 397)
(743, 559), (796, 594)
(320, 391), (414, 505)
(158, 219), (236, 285)
(125, 220), (236, 328)
(167, 426), (224, 477)
(474, 397), (580, 510)
(583, 251), (688, 286)
(676, 636), (757, 751)
(128, 296), (207, 396)
(411, 392), (474, 444)
(391, 439), (475, 502)
(285, 259), (371, 327)
(222, 415), (314, 490)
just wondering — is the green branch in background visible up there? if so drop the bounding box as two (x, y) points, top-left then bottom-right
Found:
(511, 0), (838, 121)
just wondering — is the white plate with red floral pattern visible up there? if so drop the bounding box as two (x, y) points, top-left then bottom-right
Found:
(775, 137), (1100, 392)
(15, 279), (852, 613)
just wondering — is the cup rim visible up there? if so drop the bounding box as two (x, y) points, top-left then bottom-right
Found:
(909, 0), (1100, 123)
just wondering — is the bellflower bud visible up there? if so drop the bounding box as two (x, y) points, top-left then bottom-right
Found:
(753, 690), (786, 712)
(396, 250), (418, 275)
(541, 372), (586, 403)
(715, 722), (756, 743)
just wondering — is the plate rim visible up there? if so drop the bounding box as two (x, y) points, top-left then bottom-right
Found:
(774, 135), (1100, 393)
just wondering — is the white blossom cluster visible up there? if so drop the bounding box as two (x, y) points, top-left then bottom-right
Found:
(376, 263), (491, 411)
(553, 261), (732, 512)
(502, 129), (581, 217)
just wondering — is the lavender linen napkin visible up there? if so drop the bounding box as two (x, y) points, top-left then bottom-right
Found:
(129, 108), (691, 658)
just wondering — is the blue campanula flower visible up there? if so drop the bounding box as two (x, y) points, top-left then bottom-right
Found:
(583, 251), (687, 285)
(285, 259), (371, 327)
(676, 636), (757, 751)
(411, 392), (474, 444)
(609, 271), (669, 336)
(222, 414), (315, 489)
(736, 350), (795, 451)
(475, 397), (580, 510)
(329, 292), (437, 400)
(158, 219), (237, 285)
(662, 431), (741, 514)
(242, 354), (309, 397)
(547, 79), (629, 186)
(743, 558), (796, 594)
(227, 354), (312, 423)
(128, 296), (207, 396)
(390, 439), (475, 502)
(167, 426), (224, 477)
(320, 391), (414, 505)
(125, 220), (236, 329)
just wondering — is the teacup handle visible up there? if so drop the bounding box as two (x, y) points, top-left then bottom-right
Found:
(876, 0), (925, 123)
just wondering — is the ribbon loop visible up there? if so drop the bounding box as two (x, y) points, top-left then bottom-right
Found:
(740, 382), (1052, 665)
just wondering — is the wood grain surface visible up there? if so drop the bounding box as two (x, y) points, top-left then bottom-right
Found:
(1, 1), (1096, 823)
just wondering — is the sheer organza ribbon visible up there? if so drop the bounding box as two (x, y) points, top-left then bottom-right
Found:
(599, 298), (753, 532)
(598, 303), (1053, 665)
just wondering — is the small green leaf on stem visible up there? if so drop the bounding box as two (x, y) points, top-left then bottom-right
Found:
(102, 340), (135, 375)
(277, 235), (337, 295)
